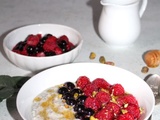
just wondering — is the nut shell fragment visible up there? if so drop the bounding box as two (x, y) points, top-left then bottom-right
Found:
(99, 56), (106, 63)
(141, 66), (149, 73)
(89, 52), (96, 59)
(144, 50), (160, 68)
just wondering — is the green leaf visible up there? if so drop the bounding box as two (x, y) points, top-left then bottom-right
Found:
(0, 75), (30, 102)
(0, 86), (14, 102)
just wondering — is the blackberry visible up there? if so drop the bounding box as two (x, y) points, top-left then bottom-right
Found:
(66, 98), (76, 106)
(62, 92), (73, 100)
(63, 82), (75, 91)
(75, 112), (85, 119)
(13, 41), (26, 51)
(44, 51), (56, 56)
(58, 87), (68, 95)
(84, 108), (94, 116)
(58, 40), (68, 52)
(27, 46), (36, 55)
(74, 104), (85, 113)
(77, 95), (87, 105)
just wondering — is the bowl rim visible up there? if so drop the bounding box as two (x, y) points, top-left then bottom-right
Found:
(3, 23), (83, 59)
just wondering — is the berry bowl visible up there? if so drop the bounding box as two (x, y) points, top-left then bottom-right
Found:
(16, 63), (155, 120)
(3, 23), (83, 71)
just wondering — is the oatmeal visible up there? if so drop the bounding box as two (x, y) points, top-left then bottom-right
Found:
(32, 85), (76, 120)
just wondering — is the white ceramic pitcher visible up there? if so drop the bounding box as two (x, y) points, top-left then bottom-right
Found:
(98, 0), (148, 47)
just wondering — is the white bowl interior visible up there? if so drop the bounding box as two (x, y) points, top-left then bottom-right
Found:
(16, 63), (155, 120)
(3, 24), (83, 71)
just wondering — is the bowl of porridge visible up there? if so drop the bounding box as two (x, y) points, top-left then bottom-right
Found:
(16, 63), (155, 120)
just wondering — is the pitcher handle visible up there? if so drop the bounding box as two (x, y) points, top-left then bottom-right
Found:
(139, 0), (148, 17)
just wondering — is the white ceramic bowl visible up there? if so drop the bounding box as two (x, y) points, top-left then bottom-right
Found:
(16, 63), (155, 120)
(3, 24), (83, 71)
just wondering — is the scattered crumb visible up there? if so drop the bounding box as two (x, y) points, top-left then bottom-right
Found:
(89, 52), (96, 59)
(141, 66), (149, 73)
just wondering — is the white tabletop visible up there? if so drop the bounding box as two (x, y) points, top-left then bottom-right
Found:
(0, 0), (160, 120)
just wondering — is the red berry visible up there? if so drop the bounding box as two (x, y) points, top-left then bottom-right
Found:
(92, 78), (111, 90)
(36, 52), (45, 57)
(124, 104), (140, 119)
(84, 97), (101, 111)
(59, 35), (69, 43)
(43, 36), (58, 52)
(83, 83), (96, 97)
(95, 91), (111, 106)
(105, 102), (121, 118)
(20, 44), (28, 56)
(116, 94), (139, 107)
(110, 83), (125, 96)
(26, 34), (40, 46)
(76, 76), (91, 89)
(94, 108), (114, 120)
(117, 113), (134, 120)
(54, 47), (63, 55)
(37, 34), (42, 39)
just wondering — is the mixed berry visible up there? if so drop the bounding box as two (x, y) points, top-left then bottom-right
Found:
(58, 76), (143, 120)
(12, 34), (75, 57)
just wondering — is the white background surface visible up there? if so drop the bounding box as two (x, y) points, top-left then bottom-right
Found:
(0, 0), (160, 119)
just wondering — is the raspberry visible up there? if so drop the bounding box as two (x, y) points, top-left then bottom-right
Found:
(54, 47), (63, 55)
(117, 113), (134, 120)
(36, 52), (45, 57)
(83, 83), (96, 97)
(124, 104), (140, 119)
(84, 97), (101, 111)
(105, 102), (121, 118)
(26, 34), (40, 46)
(76, 76), (91, 89)
(94, 108), (114, 120)
(116, 94), (138, 107)
(95, 91), (111, 106)
(43, 36), (58, 52)
(110, 83), (125, 96)
(58, 35), (69, 43)
(20, 44), (28, 56)
(92, 78), (111, 90)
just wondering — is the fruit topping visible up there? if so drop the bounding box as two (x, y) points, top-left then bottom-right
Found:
(12, 34), (75, 57)
(57, 76), (143, 120)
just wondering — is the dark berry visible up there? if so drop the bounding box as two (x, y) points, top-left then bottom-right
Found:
(66, 98), (76, 106)
(27, 46), (36, 55)
(84, 108), (94, 116)
(63, 82), (75, 91)
(77, 95), (87, 105)
(58, 87), (68, 95)
(41, 34), (53, 43)
(13, 41), (26, 51)
(74, 104), (85, 113)
(75, 112), (85, 119)
(44, 51), (56, 56)
(71, 88), (83, 99)
(58, 40), (68, 52)
(35, 45), (43, 53)
(62, 92), (73, 100)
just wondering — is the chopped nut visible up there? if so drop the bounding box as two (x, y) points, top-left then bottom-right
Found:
(141, 66), (149, 73)
(99, 56), (106, 63)
(89, 52), (96, 59)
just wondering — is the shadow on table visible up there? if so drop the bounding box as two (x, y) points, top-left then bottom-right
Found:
(87, 0), (102, 37)
(0, 30), (11, 59)
(6, 93), (23, 120)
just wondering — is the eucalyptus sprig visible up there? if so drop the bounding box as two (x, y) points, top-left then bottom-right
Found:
(0, 75), (30, 102)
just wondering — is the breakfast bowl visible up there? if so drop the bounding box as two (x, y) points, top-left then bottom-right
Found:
(16, 63), (155, 120)
(3, 24), (83, 71)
